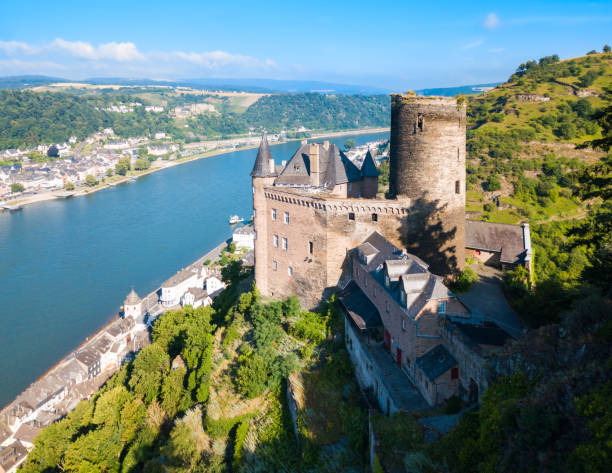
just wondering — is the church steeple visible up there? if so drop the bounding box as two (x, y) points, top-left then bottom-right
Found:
(250, 134), (275, 177)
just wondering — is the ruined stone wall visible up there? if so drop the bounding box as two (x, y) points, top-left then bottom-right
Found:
(389, 94), (466, 275)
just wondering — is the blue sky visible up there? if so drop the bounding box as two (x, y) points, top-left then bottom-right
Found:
(1, 0), (611, 89)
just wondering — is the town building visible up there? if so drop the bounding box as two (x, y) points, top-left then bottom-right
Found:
(232, 225), (255, 250)
(123, 289), (143, 322)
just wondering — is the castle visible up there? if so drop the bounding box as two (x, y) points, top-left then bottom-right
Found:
(252, 94), (468, 308)
(251, 93), (531, 408)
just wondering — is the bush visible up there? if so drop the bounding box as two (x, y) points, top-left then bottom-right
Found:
(236, 353), (268, 398)
(452, 267), (479, 293)
(486, 175), (502, 191)
(10, 182), (24, 193)
(85, 175), (98, 187)
(484, 202), (496, 212)
(65, 182), (75, 191)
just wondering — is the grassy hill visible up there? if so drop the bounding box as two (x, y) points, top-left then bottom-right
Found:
(463, 51), (611, 226)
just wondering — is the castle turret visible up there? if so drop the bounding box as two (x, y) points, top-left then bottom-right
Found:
(124, 288), (143, 322)
(360, 149), (379, 198)
(389, 93), (466, 274)
(251, 135), (277, 296)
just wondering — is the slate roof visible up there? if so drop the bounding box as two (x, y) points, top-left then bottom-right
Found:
(250, 134), (275, 177)
(339, 281), (382, 330)
(361, 150), (379, 177)
(274, 142), (361, 189)
(465, 220), (527, 264)
(416, 344), (458, 381)
(454, 322), (511, 347)
(125, 289), (141, 305)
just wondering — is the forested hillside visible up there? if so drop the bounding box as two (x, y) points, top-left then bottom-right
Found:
(0, 90), (389, 149)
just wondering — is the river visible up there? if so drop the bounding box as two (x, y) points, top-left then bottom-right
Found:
(0, 131), (388, 408)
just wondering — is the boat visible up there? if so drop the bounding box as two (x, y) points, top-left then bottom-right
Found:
(229, 215), (244, 224)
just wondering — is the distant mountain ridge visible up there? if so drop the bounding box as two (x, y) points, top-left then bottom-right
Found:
(0, 75), (500, 96)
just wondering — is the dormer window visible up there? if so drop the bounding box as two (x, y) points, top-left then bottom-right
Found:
(400, 290), (406, 306)
(437, 301), (447, 314)
(384, 274), (390, 287)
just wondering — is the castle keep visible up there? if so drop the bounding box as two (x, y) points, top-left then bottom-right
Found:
(251, 94), (467, 307)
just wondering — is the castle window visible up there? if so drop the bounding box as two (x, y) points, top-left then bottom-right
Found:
(455, 180), (461, 194)
(437, 301), (447, 314)
(253, 209), (257, 217)
(272, 208), (277, 220)
(284, 212), (290, 224)
(457, 147), (460, 162)
(252, 186), (255, 194)
(273, 234), (279, 247)
(309, 241), (313, 254)
(451, 367), (459, 380)
(402, 319), (406, 331)
(288, 266), (293, 276)
(372, 213), (378, 222)
(348, 212), (355, 221)
(273, 260), (277, 271)
(417, 114), (424, 132)
(282, 237), (288, 250)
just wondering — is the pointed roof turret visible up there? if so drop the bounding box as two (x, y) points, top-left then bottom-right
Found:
(250, 134), (274, 177)
(125, 288), (141, 306)
(361, 150), (379, 177)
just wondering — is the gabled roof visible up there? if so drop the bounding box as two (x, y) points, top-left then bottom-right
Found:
(361, 150), (379, 177)
(465, 220), (528, 264)
(416, 344), (458, 381)
(250, 134), (275, 178)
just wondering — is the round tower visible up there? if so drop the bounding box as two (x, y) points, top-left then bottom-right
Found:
(389, 93), (466, 274)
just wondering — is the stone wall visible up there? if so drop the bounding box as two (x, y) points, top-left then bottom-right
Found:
(389, 94), (466, 275)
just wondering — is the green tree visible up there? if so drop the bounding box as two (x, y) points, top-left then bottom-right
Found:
(47, 144), (59, 157)
(115, 157), (131, 176)
(106, 167), (114, 177)
(134, 158), (150, 170)
(160, 367), (189, 418)
(10, 182), (24, 193)
(344, 138), (356, 150)
(604, 44), (611, 53)
(236, 353), (268, 398)
(85, 174), (97, 186)
(65, 181), (75, 190)
(486, 175), (501, 191)
(128, 344), (170, 403)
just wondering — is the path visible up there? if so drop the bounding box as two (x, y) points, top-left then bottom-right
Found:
(459, 264), (525, 338)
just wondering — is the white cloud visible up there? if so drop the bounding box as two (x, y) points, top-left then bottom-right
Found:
(0, 40), (40, 55)
(488, 47), (504, 53)
(484, 13), (500, 29)
(0, 38), (279, 77)
(462, 40), (484, 50)
(49, 39), (144, 61)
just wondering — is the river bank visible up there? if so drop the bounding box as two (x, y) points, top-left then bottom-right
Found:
(4, 126), (389, 210)
(0, 236), (236, 464)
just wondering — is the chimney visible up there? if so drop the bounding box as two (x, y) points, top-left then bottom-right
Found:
(301, 139), (307, 146)
(309, 143), (320, 186)
(323, 140), (330, 149)
(281, 160), (286, 167)
(268, 159), (275, 174)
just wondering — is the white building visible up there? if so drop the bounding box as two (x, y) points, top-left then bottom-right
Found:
(205, 276), (225, 297)
(181, 288), (212, 308)
(232, 225), (255, 250)
(123, 289), (143, 322)
(160, 268), (204, 307)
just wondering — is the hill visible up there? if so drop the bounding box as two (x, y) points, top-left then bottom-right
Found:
(463, 51), (611, 227)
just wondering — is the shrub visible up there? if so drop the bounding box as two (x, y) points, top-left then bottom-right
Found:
(10, 182), (24, 193)
(291, 311), (327, 344)
(452, 267), (479, 293)
(484, 202), (496, 212)
(236, 353), (268, 398)
(486, 175), (502, 191)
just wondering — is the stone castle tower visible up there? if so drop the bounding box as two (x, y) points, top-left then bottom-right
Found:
(389, 94), (466, 274)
